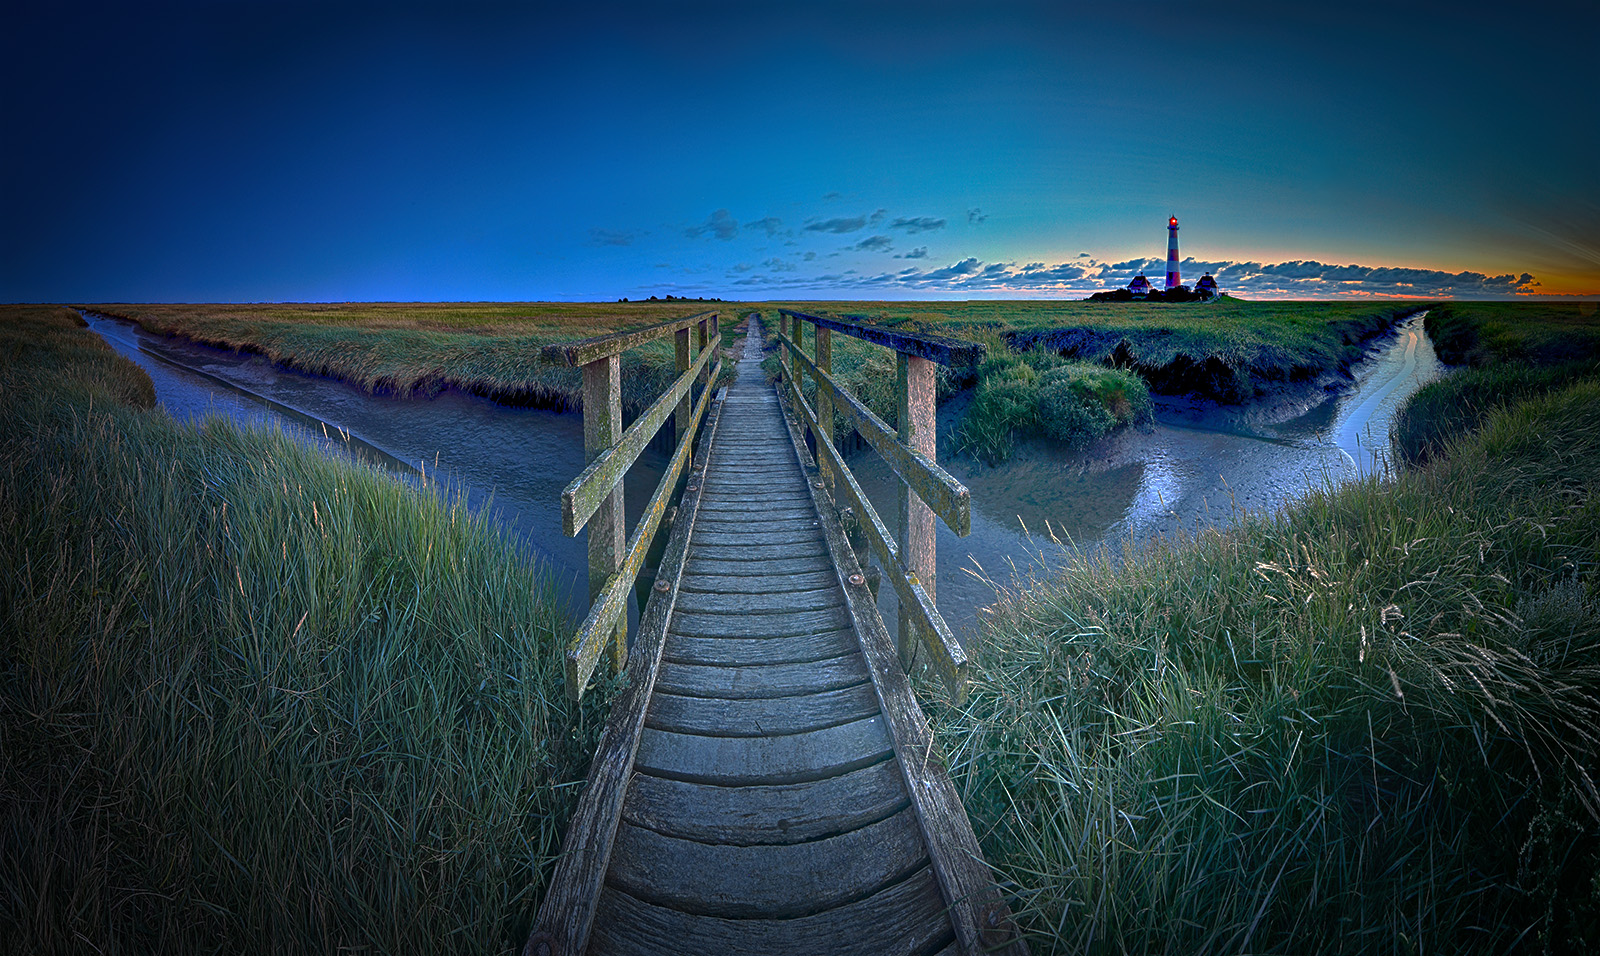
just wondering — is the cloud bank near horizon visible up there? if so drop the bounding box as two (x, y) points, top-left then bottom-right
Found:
(713, 254), (1543, 299)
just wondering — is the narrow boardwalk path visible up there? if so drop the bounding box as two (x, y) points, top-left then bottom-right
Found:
(533, 318), (1022, 956)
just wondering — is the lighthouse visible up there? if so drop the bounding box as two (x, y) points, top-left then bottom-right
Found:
(1165, 216), (1181, 290)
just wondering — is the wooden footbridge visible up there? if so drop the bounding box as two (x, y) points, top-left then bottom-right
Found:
(524, 311), (1026, 956)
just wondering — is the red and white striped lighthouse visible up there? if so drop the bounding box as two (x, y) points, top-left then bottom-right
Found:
(1165, 216), (1181, 290)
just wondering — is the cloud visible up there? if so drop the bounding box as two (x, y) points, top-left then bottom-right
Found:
(763, 257), (797, 273)
(589, 228), (640, 246)
(822, 191), (843, 201)
(852, 235), (893, 253)
(869, 208), (887, 226)
(967, 207), (987, 225)
(890, 216), (945, 234)
(747, 216), (787, 238)
(805, 215), (871, 234)
(707, 251), (1543, 299)
(685, 209), (738, 240)
(802, 251), (816, 261)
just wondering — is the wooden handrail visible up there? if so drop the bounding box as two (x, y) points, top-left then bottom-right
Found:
(550, 311), (722, 699)
(777, 332), (970, 535)
(561, 339), (717, 536)
(773, 309), (982, 690)
(778, 309), (985, 367)
(541, 311), (716, 367)
(788, 380), (968, 693)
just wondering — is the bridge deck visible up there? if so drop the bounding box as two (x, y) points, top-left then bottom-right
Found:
(533, 319), (1021, 956)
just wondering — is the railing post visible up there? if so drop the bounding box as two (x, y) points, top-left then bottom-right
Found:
(790, 315), (805, 407)
(674, 326), (692, 446)
(696, 316), (710, 392)
(582, 354), (627, 675)
(896, 353), (937, 668)
(814, 325), (833, 488)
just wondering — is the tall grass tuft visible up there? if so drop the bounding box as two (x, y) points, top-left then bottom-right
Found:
(0, 306), (601, 954)
(936, 377), (1600, 953)
(956, 345), (1152, 463)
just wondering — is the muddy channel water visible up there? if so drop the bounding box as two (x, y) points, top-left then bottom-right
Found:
(88, 309), (1442, 643)
(846, 309), (1445, 641)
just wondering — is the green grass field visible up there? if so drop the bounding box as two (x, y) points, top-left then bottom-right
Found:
(89, 299), (1423, 431)
(1394, 301), (1600, 464)
(87, 301), (752, 417)
(1, 306), (604, 954)
(928, 300), (1600, 953)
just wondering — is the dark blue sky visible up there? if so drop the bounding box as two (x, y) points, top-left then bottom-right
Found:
(5, 1), (1597, 301)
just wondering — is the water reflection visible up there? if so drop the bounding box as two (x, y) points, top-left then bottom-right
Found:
(846, 310), (1444, 642)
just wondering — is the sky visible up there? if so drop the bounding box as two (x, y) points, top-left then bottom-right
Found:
(4, 0), (1598, 302)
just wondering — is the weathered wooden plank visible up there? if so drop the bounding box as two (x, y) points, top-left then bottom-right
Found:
(621, 758), (909, 846)
(562, 332), (718, 536)
(633, 714), (892, 786)
(645, 681), (880, 736)
(682, 555), (834, 578)
(671, 587), (840, 616)
(668, 606), (848, 638)
(691, 508), (816, 523)
(606, 806), (929, 919)
(587, 866), (955, 956)
(681, 543), (829, 564)
(541, 311), (715, 367)
(654, 654), (867, 699)
(525, 389), (727, 956)
(688, 527), (822, 547)
(695, 494), (813, 509)
(773, 387), (1028, 955)
(779, 308), (984, 368)
(677, 569), (838, 594)
(662, 627), (857, 663)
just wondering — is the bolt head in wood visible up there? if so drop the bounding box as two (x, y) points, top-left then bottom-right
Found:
(849, 573), (865, 586)
(654, 580), (670, 593)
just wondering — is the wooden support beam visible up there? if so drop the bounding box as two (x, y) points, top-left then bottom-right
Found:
(562, 335), (718, 537)
(581, 355), (626, 676)
(786, 381), (967, 696)
(777, 330), (970, 536)
(897, 353), (937, 669)
(789, 314), (804, 409)
(566, 358), (721, 699)
(815, 325), (833, 489)
(674, 326), (691, 444)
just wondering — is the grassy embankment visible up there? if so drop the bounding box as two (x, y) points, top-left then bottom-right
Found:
(934, 301), (1600, 953)
(89, 301), (750, 418)
(0, 306), (604, 954)
(760, 299), (1425, 463)
(93, 300), (1418, 464)
(1394, 300), (1600, 464)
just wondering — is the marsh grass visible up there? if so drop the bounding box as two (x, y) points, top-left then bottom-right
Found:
(88, 302), (750, 418)
(1, 306), (601, 954)
(934, 378), (1600, 953)
(1394, 302), (1600, 466)
(955, 343), (1153, 463)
